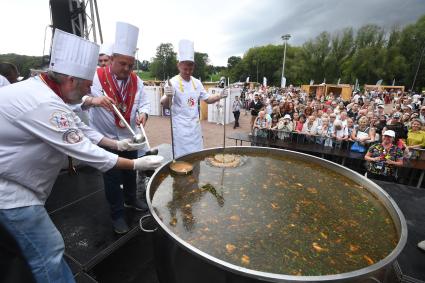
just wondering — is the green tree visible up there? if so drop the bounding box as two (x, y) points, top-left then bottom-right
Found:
(300, 32), (332, 83)
(0, 53), (44, 78)
(137, 60), (150, 72)
(327, 28), (355, 84)
(399, 15), (425, 91)
(227, 56), (242, 69)
(193, 52), (210, 80)
(149, 43), (178, 80)
(382, 27), (407, 86)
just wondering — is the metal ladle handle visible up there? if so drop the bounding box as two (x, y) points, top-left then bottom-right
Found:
(138, 122), (150, 149)
(101, 90), (137, 137)
(165, 80), (176, 161)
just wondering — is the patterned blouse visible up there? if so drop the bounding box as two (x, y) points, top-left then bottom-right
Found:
(366, 143), (403, 176)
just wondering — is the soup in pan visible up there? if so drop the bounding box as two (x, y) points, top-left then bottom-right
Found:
(151, 153), (398, 276)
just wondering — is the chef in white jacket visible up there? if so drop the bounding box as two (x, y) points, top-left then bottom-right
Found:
(75, 22), (152, 234)
(161, 39), (227, 158)
(0, 29), (162, 283)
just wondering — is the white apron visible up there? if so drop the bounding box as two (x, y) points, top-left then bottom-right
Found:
(171, 76), (204, 158)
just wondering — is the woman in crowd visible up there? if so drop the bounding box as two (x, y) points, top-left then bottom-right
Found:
(304, 106), (313, 117)
(315, 117), (333, 146)
(253, 110), (269, 138)
(406, 119), (425, 151)
(274, 114), (293, 140)
(265, 101), (273, 116)
(384, 92), (391, 104)
(334, 102), (345, 115)
(295, 114), (306, 132)
(402, 112), (411, 129)
(270, 106), (281, 129)
(292, 111), (300, 124)
(364, 130), (403, 182)
(284, 101), (295, 118)
(302, 115), (318, 141)
(351, 116), (375, 146)
(339, 111), (348, 126)
(279, 101), (285, 115)
(315, 110), (324, 127)
(346, 118), (355, 140)
(333, 120), (349, 146)
(369, 115), (381, 143)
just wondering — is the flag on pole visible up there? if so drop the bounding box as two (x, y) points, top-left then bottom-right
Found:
(376, 79), (383, 86)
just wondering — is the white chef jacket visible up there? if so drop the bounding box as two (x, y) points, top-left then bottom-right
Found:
(0, 77), (118, 209)
(169, 75), (209, 158)
(0, 74), (10, 88)
(88, 72), (150, 140)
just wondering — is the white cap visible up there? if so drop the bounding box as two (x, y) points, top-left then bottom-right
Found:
(283, 114), (291, 119)
(49, 29), (99, 81)
(383, 130), (395, 138)
(99, 42), (113, 56)
(112, 22), (139, 57)
(178, 39), (194, 62)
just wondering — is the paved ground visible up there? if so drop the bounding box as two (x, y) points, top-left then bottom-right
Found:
(144, 111), (252, 149)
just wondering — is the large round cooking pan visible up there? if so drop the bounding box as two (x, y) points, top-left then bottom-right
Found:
(142, 146), (407, 283)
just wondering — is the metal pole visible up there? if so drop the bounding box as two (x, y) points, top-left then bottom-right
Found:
(136, 48), (140, 75)
(256, 61), (259, 83)
(411, 45), (425, 91)
(93, 0), (103, 43)
(223, 78), (228, 150)
(281, 34), (291, 87)
(88, 0), (97, 42)
(282, 39), (287, 79)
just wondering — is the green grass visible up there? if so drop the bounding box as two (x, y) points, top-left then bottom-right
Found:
(136, 71), (156, 81)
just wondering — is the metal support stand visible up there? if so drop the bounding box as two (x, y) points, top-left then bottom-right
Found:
(64, 0), (103, 43)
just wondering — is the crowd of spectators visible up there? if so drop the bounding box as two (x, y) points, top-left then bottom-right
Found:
(240, 85), (425, 181)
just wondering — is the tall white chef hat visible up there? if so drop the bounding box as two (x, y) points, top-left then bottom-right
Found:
(49, 29), (99, 81)
(112, 22), (139, 57)
(178, 39), (194, 62)
(99, 42), (113, 56)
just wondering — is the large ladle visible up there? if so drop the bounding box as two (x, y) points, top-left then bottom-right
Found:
(137, 121), (158, 156)
(166, 80), (193, 175)
(101, 90), (144, 143)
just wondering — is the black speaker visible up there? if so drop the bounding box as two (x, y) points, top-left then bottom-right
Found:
(50, 0), (85, 36)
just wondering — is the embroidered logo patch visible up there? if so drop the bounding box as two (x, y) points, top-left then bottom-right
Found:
(187, 97), (196, 107)
(62, 128), (84, 144)
(50, 112), (75, 129)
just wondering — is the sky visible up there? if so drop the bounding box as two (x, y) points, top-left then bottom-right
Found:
(1, 0), (425, 66)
